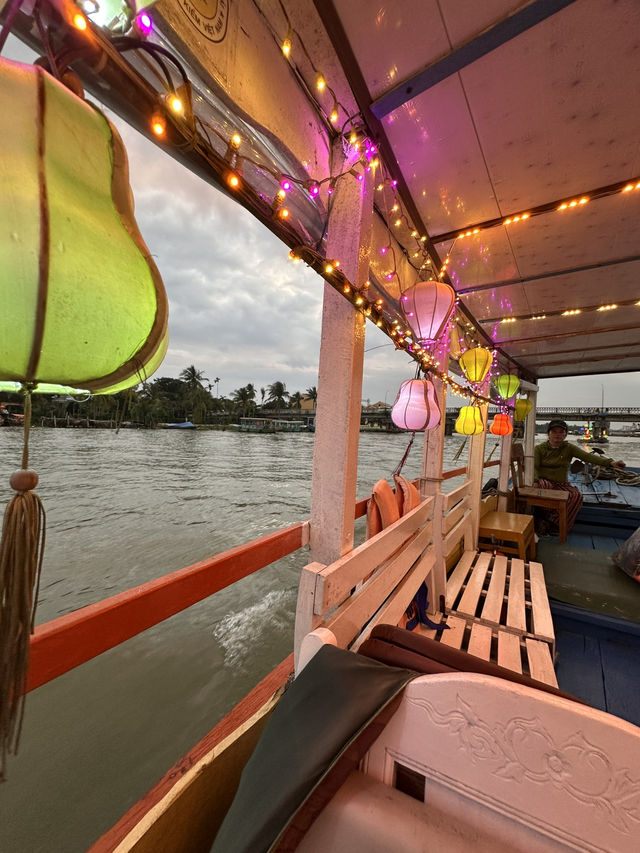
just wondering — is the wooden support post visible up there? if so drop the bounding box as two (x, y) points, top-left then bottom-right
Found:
(524, 388), (538, 485)
(309, 146), (373, 565)
(467, 403), (488, 550)
(420, 372), (447, 498)
(421, 346), (449, 613)
(497, 429), (513, 512)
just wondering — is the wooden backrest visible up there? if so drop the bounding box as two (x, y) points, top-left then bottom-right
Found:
(362, 672), (640, 853)
(479, 493), (497, 517)
(437, 482), (474, 555)
(294, 497), (435, 670)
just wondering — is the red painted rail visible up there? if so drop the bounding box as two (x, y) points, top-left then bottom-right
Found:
(27, 522), (306, 692)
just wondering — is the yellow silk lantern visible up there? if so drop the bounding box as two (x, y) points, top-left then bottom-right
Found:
(454, 405), (485, 435)
(490, 413), (513, 436)
(458, 347), (492, 384)
(514, 398), (533, 421)
(494, 374), (520, 399)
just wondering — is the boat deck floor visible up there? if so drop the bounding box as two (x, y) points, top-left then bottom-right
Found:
(569, 467), (640, 510)
(536, 533), (640, 728)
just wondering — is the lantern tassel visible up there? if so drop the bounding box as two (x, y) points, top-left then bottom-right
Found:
(0, 391), (45, 781)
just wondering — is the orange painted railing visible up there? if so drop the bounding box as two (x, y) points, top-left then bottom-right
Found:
(27, 458), (501, 693)
(27, 522), (306, 692)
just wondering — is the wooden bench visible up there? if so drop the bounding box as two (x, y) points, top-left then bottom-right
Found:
(301, 673), (640, 853)
(439, 491), (556, 686)
(295, 483), (556, 687)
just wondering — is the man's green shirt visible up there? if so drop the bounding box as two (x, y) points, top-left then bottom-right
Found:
(534, 441), (613, 483)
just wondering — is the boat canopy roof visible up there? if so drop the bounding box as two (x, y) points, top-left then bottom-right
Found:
(11, 0), (640, 381)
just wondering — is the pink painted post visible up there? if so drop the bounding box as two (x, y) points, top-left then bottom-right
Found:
(310, 143), (373, 564)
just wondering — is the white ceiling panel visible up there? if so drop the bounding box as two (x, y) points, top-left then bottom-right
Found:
(458, 0), (640, 211)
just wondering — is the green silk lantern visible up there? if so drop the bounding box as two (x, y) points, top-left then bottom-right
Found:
(0, 58), (168, 776)
(494, 374), (520, 399)
(454, 405), (485, 435)
(458, 347), (492, 384)
(0, 58), (168, 391)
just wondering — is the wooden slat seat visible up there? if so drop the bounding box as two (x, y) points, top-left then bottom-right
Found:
(444, 550), (555, 654)
(414, 612), (558, 687)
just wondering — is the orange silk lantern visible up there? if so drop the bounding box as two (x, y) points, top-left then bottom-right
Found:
(459, 347), (492, 384)
(454, 405), (485, 435)
(490, 413), (513, 436)
(514, 398), (533, 421)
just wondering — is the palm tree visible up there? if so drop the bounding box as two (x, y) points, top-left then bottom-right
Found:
(232, 385), (255, 417)
(179, 366), (210, 423)
(213, 376), (221, 397)
(267, 381), (289, 410)
(290, 391), (303, 410)
(305, 386), (318, 404)
(260, 386), (266, 406)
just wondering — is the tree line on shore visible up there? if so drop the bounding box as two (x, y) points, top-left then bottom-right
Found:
(2, 367), (317, 427)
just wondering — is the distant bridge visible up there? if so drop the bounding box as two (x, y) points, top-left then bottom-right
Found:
(531, 407), (640, 423)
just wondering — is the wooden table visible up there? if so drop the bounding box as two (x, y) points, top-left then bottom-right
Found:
(478, 510), (536, 561)
(518, 486), (568, 543)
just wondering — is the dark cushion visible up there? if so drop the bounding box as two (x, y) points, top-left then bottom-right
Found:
(359, 623), (582, 704)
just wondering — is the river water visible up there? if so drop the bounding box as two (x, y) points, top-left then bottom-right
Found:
(1, 428), (639, 851)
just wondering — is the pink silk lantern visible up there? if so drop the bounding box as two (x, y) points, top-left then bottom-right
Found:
(490, 413), (513, 436)
(401, 280), (455, 344)
(391, 379), (440, 431)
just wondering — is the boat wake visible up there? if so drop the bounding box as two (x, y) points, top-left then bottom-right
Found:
(211, 588), (296, 670)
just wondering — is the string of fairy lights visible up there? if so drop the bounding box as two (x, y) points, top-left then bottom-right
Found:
(42, 3), (639, 409)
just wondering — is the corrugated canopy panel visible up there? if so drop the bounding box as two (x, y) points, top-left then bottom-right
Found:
(331, 0), (640, 379)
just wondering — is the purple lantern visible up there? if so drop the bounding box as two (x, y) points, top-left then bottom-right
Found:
(391, 378), (441, 431)
(401, 280), (455, 344)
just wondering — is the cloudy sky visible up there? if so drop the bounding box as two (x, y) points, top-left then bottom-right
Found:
(6, 36), (638, 408)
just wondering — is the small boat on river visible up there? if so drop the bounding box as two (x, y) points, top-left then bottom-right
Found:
(3, 1), (640, 851)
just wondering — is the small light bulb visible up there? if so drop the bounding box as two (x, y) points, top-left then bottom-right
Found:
(282, 37), (292, 57)
(231, 133), (242, 148)
(169, 96), (183, 114)
(330, 105), (338, 124)
(316, 73), (326, 91)
(151, 115), (166, 137)
(73, 13), (88, 30)
(226, 171), (240, 189)
(279, 208), (290, 219)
